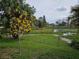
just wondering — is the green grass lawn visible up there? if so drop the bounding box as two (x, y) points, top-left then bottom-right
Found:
(29, 28), (53, 34)
(0, 34), (79, 59)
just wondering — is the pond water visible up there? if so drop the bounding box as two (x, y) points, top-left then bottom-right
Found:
(63, 32), (76, 36)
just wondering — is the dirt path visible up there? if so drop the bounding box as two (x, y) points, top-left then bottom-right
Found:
(0, 48), (19, 59)
(54, 34), (72, 44)
(60, 37), (72, 44)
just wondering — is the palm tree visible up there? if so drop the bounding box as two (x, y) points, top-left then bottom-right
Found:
(70, 5), (79, 33)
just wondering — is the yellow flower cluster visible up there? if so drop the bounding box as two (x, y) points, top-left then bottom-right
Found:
(10, 11), (32, 35)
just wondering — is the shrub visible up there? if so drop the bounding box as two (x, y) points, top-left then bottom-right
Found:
(70, 40), (79, 49)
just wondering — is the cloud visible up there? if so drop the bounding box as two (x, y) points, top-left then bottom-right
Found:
(56, 7), (67, 12)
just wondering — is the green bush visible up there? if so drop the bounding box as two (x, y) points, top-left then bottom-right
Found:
(70, 40), (79, 49)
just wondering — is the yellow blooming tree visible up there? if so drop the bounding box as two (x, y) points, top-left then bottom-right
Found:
(0, 0), (35, 39)
(10, 11), (32, 39)
(10, 6), (32, 38)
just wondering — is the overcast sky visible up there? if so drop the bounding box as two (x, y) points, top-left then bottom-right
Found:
(26, 0), (78, 23)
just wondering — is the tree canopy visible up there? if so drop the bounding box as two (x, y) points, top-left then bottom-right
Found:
(70, 5), (79, 27)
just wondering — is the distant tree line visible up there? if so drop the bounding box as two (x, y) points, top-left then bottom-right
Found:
(34, 15), (47, 29)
